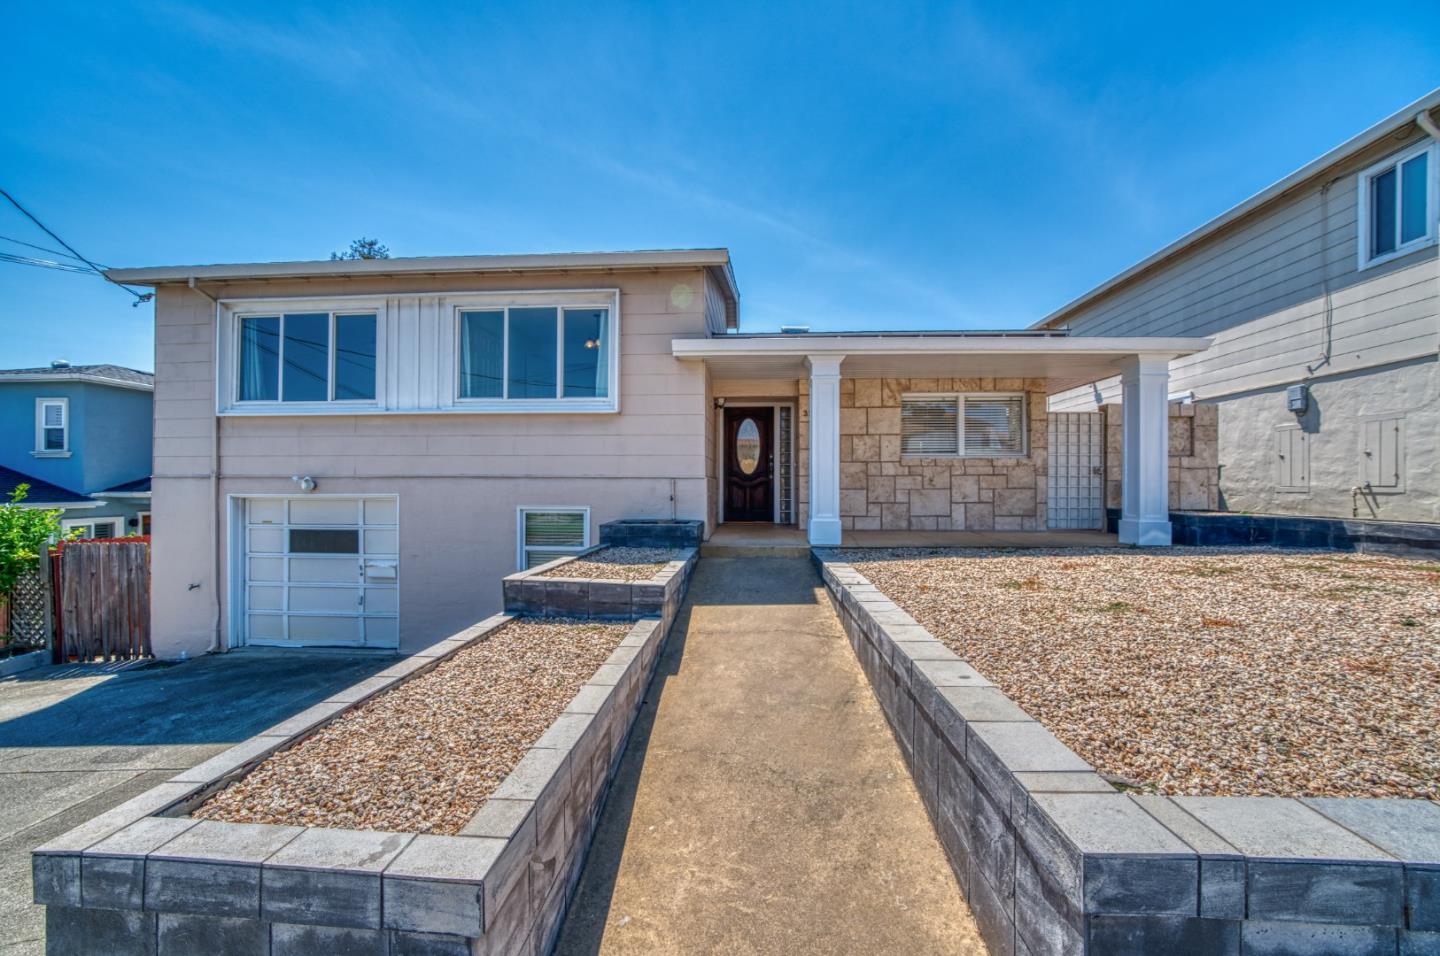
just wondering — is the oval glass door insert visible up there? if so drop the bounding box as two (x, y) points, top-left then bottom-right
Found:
(736, 418), (761, 474)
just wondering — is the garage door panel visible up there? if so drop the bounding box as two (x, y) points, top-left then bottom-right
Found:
(247, 527), (285, 552)
(288, 498), (360, 524)
(241, 495), (398, 649)
(364, 498), (397, 524)
(247, 557), (285, 582)
(288, 556), (359, 582)
(363, 528), (399, 553)
(363, 589), (398, 614)
(247, 614), (285, 640)
(247, 586), (285, 611)
(364, 618), (399, 645)
(288, 615), (361, 643)
(249, 499), (285, 523)
(289, 587), (360, 613)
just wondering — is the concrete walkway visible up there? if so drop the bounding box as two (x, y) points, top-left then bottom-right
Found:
(0, 651), (391, 955)
(556, 557), (985, 955)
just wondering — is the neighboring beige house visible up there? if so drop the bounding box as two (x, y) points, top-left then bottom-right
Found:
(110, 250), (1206, 658)
(1045, 90), (1440, 524)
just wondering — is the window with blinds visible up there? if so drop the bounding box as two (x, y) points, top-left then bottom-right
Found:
(901, 394), (1026, 458)
(36, 398), (67, 452)
(518, 507), (589, 569)
(901, 398), (959, 455)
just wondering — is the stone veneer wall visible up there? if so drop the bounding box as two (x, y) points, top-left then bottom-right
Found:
(1103, 402), (1220, 512)
(798, 378), (1051, 532)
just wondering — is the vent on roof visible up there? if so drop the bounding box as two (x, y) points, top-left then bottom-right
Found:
(779, 325), (810, 334)
(50, 360), (70, 369)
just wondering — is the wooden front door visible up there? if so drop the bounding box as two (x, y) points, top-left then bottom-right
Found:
(724, 407), (775, 522)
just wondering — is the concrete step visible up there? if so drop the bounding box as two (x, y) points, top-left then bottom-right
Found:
(699, 544), (812, 559)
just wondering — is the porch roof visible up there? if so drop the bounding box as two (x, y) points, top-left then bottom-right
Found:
(672, 332), (1211, 393)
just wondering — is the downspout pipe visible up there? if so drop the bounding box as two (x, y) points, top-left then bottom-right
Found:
(189, 277), (224, 654)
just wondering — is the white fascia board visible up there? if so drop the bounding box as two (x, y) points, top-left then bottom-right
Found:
(672, 335), (1212, 359)
(92, 492), (151, 499)
(106, 248), (733, 285)
(24, 500), (102, 510)
(1032, 88), (1440, 329)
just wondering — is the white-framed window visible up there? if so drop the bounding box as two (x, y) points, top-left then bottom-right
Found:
(138, 511), (152, 535)
(457, 302), (614, 407)
(35, 398), (69, 454)
(901, 394), (1027, 458)
(235, 310), (378, 405)
(1357, 140), (1438, 269)
(517, 507), (590, 570)
(62, 517), (118, 539)
(215, 289), (620, 415)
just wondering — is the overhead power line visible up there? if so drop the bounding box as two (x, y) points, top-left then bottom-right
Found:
(0, 232), (105, 266)
(0, 187), (151, 305)
(0, 251), (97, 274)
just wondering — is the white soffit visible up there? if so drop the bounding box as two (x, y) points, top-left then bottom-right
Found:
(672, 335), (1211, 393)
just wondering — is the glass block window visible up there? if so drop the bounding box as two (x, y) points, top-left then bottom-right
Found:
(777, 405), (794, 524)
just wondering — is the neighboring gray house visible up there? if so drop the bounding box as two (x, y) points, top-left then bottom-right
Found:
(0, 363), (154, 536)
(1044, 90), (1440, 523)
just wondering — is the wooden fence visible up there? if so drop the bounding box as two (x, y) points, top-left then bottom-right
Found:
(55, 537), (151, 662)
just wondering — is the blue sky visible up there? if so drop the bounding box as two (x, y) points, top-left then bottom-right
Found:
(3, 2), (1439, 371)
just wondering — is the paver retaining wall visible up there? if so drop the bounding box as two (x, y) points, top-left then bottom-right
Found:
(502, 547), (697, 626)
(34, 611), (676, 955)
(814, 551), (1440, 956)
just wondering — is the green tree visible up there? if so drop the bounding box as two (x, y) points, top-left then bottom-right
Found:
(330, 237), (391, 260)
(0, 485), (67, 609)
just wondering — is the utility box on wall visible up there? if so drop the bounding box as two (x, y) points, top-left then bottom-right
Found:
(1286, 383), (1309, 414)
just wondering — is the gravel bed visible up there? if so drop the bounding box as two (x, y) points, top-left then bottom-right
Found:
(540, 546), (681, 581)
(838, 547), (1440, 799)
(193, 617), (629, 834)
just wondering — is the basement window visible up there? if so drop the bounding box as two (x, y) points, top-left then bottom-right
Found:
(517, 507), (590, 570)
(902, 394), (1027, 458)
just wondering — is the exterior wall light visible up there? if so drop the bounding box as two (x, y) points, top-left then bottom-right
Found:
(293, 475), (317, 492)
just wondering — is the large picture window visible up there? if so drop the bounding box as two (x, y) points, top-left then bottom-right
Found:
(238, 312), (377, 404)
(460, 307), (610, 402)
(901, 394), (1027, 458)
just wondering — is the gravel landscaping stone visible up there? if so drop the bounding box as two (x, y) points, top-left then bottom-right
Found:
(193, 618), (629, 834)
(538, 547), (680, 581)
(838, 547), (1439, 799)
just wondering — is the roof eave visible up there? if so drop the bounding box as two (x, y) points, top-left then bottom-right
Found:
(105, 248), (735, 286)
(1031, 88), (1440, 329)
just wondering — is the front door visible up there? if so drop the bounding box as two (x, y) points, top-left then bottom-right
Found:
(724, 407), (775, 522)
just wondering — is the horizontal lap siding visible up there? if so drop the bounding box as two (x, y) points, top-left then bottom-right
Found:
(1057, 130), (1439, 403)
(153, 270), (712, 480)
(150, 268), (715, 658)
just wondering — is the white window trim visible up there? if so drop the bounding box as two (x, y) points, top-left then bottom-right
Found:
(516, 506), (591, 571)
(452, 292), (620, 413)
(137, 510), (152, 534)
(61, 517), (119, 538)
(224, 298), (386, 413)
(34, 397), (70, 457)
(901, 392), (1029, 459)
(1356, 139), (1439, 271)
(215, 289), (620, 416)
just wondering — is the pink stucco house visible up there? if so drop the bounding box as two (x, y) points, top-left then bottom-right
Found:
(108, 250), (1206, 658)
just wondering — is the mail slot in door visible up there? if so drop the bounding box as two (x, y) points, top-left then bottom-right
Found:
(364, 560), (398, 582)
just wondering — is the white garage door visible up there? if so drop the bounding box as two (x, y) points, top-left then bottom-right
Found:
(240, 496), (399, 648)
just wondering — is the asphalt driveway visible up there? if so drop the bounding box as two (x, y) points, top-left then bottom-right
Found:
(0, 650), (392, 955)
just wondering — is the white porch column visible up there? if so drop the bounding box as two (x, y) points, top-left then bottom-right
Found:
(806, 354), (844, 546)
(1118, 354), (1173, 546)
